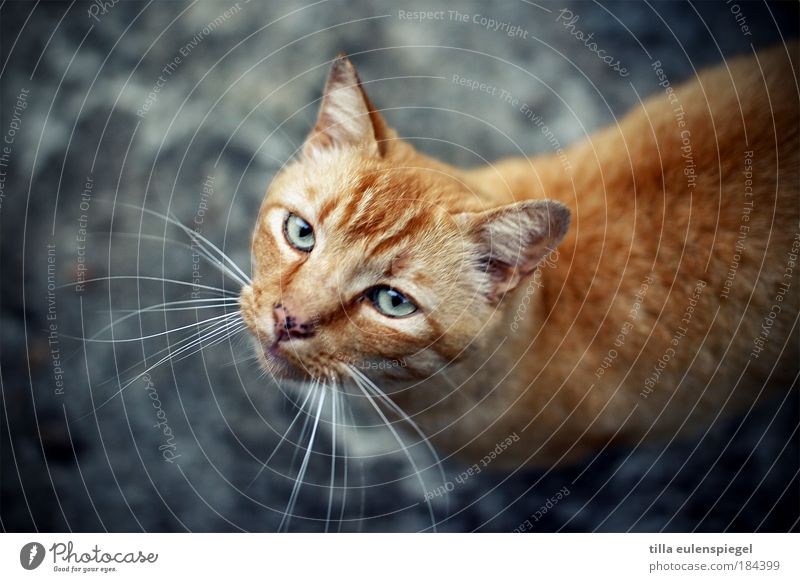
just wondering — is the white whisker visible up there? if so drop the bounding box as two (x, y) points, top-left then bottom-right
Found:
(117, 301), (240, 314)
(60, 275), (239, 296)
(111, 232), (249, 287)
(325, 381), (337, 533)
(223, 352), (262, 368)
(72, 315), (244, 422)
(347, 369), (437, 532)
(348, 366), (448, 514)
(337, 386), (349, 532)
(118, 203), (252, 285)
(88, 311), (241, 391)
(84, 297), (239, 344)
(64, 311), (241, 344)
(286, 382), (321, 481)
(246, 379), (318, 489)
(279, 382), (326, 532)
(117, 303), (238, 314)
(351, 402), (366, 533)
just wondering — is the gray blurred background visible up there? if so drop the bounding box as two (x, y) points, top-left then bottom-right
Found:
(1, 0), (798, 532)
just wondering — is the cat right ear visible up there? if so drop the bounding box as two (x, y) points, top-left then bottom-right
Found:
(458, 199), (570, 303)
(303, 54), (390, 158)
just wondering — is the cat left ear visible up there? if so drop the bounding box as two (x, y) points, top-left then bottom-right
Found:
(303, 54), (390, 158)
(459, 200), (570, 303)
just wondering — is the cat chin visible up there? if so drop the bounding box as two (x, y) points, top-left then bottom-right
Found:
(254, 340), (340, 382)
(261, 357), (323, 384)
(259, 353), (305, 380)
(247, 337), (306, 380)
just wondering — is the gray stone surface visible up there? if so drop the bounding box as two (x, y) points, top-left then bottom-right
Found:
(1, 0), (797, 532)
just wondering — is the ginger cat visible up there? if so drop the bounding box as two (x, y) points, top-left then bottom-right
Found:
(240, 44), (799, 467)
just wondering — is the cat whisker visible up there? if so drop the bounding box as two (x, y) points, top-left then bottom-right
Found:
(279, 380), (327, 533)
(117, 301), (240, 315)
(64, 310), (241, 344)
(336, 385), (349, 532)
(245, 379), (319, 490)
(223, 352), (263, 368)
(177, 321), (247, 362)
(72, 315), (245, 422)
(346, 368), (437, 533)
(336, 399), (366, 533)
(88, 310), (242, 391)
(285, 381), (321, 487)
(110, 232), (250, 287)
(351, 402), (366, 533)
(347, 365), (448, 514)
(117, 203), (252, 286)
(61, 275), (239, 297)
(324, 380), (338, 533)
(60, 297), (240, 365)
(125, 313), (245, 376)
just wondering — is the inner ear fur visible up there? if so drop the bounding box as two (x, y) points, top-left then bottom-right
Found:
(459, 199), (570, 303)
(303, 53), (391, 158)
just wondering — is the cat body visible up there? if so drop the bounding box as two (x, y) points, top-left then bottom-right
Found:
(427, 42), (799, 465)
(241, 43), (799, 467)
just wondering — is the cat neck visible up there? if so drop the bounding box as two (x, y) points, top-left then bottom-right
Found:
(453, 147), (594, 366)
(457, 148), (582, 316)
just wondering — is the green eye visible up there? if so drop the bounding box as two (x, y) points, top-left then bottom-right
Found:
(368, 286), (418, 318)
(284, 213), (315, 252)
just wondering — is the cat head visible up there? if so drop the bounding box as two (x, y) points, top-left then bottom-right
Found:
(240, 55), (570, 381)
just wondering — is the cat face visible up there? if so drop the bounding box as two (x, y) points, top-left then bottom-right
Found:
(240, 55), (570, 382)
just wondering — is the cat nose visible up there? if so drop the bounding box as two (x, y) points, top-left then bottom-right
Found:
(273, 304), (316, 341)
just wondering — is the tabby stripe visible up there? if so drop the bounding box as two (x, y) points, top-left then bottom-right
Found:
(367, 212), (430, 259)
(426, 317), (462, 363)
(337, 186), (367, 227)
(317, 196), (338, 225)
(279, 259), (305, 293)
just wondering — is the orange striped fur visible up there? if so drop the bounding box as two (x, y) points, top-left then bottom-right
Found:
(241, 46), (799, 466)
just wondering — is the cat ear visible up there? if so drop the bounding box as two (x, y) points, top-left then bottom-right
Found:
(303, 54), (389, 158)
(458, 200), (570, 303)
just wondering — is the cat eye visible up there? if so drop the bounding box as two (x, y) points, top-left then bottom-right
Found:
(284, 213), (315, 252)
(367, 286), (418, 318)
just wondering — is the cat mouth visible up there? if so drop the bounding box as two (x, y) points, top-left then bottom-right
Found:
(258, 339), (318, 380)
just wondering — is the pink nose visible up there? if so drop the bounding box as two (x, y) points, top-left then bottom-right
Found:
(273, 304), (316, 341)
